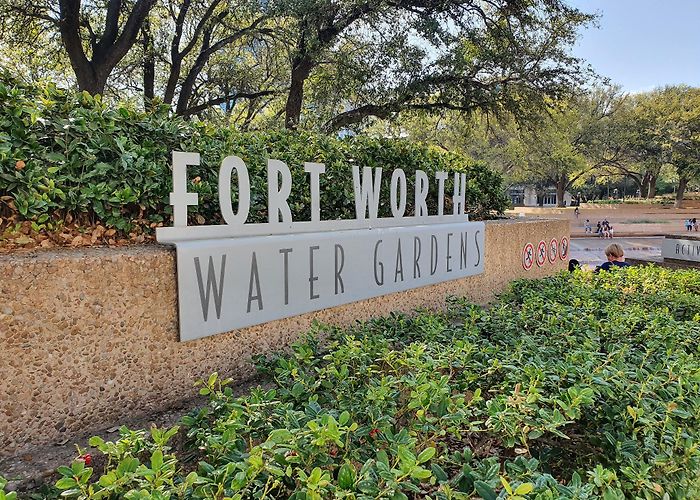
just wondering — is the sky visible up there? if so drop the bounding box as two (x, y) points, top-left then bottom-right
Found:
(568, 0), (700, 92)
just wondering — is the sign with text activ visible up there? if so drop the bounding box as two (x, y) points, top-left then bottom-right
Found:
(157, 152), (485, 341)
(662, 235), (700, 263)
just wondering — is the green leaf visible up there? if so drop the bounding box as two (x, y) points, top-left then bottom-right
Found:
(57, 466), (74, 477)
(268, 429), (293, 443)
(151, 449), (163, 470)
(337, 462), (356, 490)
(514, 483), (534, 495)
(411, 467), (432, 480)
(500, 476), (513, 495)
(431, 464), (449, 483)
(474, 480), (497, 500)
(376, 450), (390, 467)
(397, 445), (416, 468)
(416, 447), (435, 464)
(55, 477), (78, 490)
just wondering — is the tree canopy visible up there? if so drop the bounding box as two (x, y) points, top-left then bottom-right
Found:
(386, 84), (700, 206)
(0, 0), (595, 131)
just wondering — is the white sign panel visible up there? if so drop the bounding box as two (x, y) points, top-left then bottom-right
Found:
(175, 222), (484, 341)
(662, 236), (700, 263)
(157, 151), (487, 341)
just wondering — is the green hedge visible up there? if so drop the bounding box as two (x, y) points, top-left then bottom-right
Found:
(26, 266), (700, 499)
(0, 77), (508, 231)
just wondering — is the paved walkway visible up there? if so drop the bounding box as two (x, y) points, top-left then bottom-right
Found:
(507, 203), (700, 237)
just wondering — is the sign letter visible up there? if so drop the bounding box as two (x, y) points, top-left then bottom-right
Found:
(390, 169), (407, 218)
(305, 162), (326, 222)
(247, 252), (263, 312)
(374, 240), (384, 285)
(415, 170), (429, 217)
(219, 155), (250, 225)
(194, 255), (226, 321)
(435, 171), (448, 216)
(279, 248), (293, 305)
(453, 173), (467, 215)
(267, 159), (293, 223)
(170, 152), (199, 227)
(334, 244), (345, 294)
(309, 246), (320, 300)
(352, 166), (382, 219)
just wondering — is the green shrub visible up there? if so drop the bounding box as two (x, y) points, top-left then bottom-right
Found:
(0, 76), (508, 232)
(43, 266), (700, 499)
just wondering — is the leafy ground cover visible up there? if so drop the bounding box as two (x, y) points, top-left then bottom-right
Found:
(6, 265), (700, 499)
(0, 77), (507, 252)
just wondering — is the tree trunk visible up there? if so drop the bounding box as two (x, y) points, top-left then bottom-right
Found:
(164, 58), (181, 104)
(556, 179), (566, 208)
(73, 66), (109, 95)
(284, 55), (313, 129)
(58, 0), (156, 96)
(142, 17), (155, 106)
(647, 174), (657, 198)
(175, 60), (205, 115)
(675, 176), (688, 208)
(640, 173), (650, 198)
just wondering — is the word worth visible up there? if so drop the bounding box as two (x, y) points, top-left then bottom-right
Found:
(157, 152), (485, 341)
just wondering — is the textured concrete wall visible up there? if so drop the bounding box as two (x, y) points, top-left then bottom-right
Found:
(0, 218), (568, 457)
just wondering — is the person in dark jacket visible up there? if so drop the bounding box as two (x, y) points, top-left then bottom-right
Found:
(568, 259), (581, 272)
(595, 243), (631, 272)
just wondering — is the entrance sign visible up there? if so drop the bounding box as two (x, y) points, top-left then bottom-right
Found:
(662, 235), (700, 263)
(157, 152), (485, 341)
(174, 224), (483, 341)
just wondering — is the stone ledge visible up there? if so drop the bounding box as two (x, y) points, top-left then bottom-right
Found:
(0, 218), (568, 458)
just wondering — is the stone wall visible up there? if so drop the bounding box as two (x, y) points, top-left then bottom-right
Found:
(0, 218), (568, 457)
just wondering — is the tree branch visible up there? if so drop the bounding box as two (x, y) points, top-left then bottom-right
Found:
(180, 89), (281, 117)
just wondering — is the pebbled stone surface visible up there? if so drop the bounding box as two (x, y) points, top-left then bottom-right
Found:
(0, 218), (568, 458)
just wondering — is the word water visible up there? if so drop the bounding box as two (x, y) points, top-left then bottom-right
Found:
(176, 222), (484, 341)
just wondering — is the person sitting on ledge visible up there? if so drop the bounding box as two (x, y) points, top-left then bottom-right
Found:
(595, 243), (631, 272)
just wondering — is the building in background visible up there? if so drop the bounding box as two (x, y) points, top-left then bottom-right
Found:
(507, 185), (573, 207)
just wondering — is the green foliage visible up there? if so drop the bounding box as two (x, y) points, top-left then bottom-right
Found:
(49, 266), (700, 498)
(0, 476), (18, 500)
(0, 77), (507, 232)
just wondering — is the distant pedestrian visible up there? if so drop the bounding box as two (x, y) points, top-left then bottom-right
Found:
(595, 243), (631, 272)
(693, 218), (698, 231)
(685, 219), (693, 231)
(596, 221), (602, 237)
(584, 219), (592, 234)
(574, 207), (580, 219)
